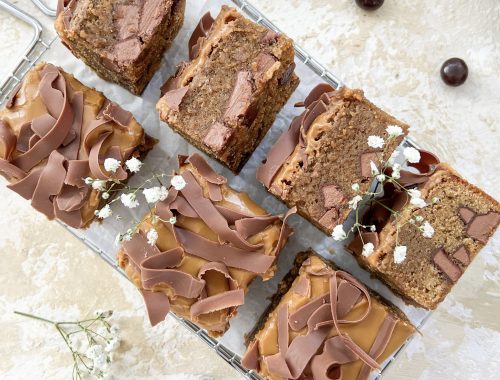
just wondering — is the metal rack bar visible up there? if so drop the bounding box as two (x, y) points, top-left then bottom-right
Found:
(31, 0), (57, 17)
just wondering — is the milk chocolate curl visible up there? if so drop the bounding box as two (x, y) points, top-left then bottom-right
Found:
(235, 215), (279, 239)
(310, 335), (358, 380)
(141, 289), (170, 326)
(292, 276), (310, 297)
(188, 12), (214, 60)
(175, 228), (275, 274)
(241, 340), (260, 371)
(102, 102), (132, 127)
(190, 289), (244, 319)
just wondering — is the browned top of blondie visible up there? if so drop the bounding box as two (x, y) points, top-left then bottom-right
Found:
(56, 0), (175, 65)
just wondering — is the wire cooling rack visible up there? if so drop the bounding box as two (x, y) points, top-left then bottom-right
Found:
(0, 1), (427, 378)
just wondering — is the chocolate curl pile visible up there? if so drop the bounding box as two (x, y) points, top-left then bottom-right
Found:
(243, 268), (398, 380)
(0, 64), (132, 228)
(347, 149), (440, 257)
(256, 83), (336, 188)
(121, 153), (296, 326)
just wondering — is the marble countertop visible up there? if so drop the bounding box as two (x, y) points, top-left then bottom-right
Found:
(1, 0), (499, 379)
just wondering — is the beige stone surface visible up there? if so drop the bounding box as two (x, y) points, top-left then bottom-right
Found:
(1, 0), (499, 379)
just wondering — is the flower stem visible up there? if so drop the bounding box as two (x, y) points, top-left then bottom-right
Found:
(14, 310), (55, 324)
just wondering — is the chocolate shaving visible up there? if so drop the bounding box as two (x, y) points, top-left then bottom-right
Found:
(16, 122), (33, 153)
(102, 102), (132, 127)
(235, 215), (280, 239)
(188, 12), (214, 60)
(31, 151), (66, 219)
(12, 67), (74, 172)
(6, 166), (41, 198)
(0, 158), (27, 181)
(55, 185), (89, 212)
(190, 289), (244, 319)
(356, 315), (397, 380)
(187, 152), (227, 185)
(292, 276), (311, 297)
(163, 86), (189, 111)
(180, 170), (263, 250)
(397, 149), (440, 187)
(65, 160), (90, 188)
(175, 227), (275, 274)
(170, 196), (198, 218)
(141, 289), (170, 326)
(433, 249), (462, 282)
(310, 335), (358, 380)
(214, 204), (254, 224)
(241, 340), (260, 371)
(59, 91), (84, 160)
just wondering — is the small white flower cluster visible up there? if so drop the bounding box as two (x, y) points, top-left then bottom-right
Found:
(143, 186), (168, 204)
(331, 125), (437, 266)
(146, 228), (158, 246)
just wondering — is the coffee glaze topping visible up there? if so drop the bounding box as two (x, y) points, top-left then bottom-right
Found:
(0, 63), (144, 228)
(118, 153), (295, 334)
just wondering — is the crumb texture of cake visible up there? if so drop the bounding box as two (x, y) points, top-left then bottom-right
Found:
(257, 84), (409, 235)
(348, 161), (500, 309)
(157, 6), (299, 172)
(0, 63), (152, 228)
(242, 252), (414, 380)
(117, 153), (295, 336)
(55, 0), (186, 94)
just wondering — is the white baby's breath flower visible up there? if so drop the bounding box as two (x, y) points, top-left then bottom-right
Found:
(125, 157), (142, 173)
(102, 192), (110, 200)
(370, 161), (379, 176)
(146, 228), (158, 246)
(410, 196), (427, 209)
(386, 125), (403, 137)
(169, 216), (177, 225)
(92, 180), (107, 191)
(332, 225), (347, 241)
(96, 205), (112, 219)
(84, 177), (94, 185)
(415, 215), (424, 223)
(110, 325), (120, 337)
(351, 183), (360, 192)
(120, 193), (139, 208)
(421, 221), (435, 238)
(349, 195), (363, 210)
(86, 344), (105, 360)
(409, 218), (416, 224)
(376, 174), (386, 183)
(370, 225), (376, 232)
(143, 186), (168, 204)
(393, 246), (407, 264)
(367, 135), (385, 149)
(104, 158), (121, 173)
(432, 197), (441, 204)
(105, 337), (120, 353)
(362, 242), (375, 257)
(403, 147), (421, 164)
(408, 189), (427, 208)
(391, 163), (401, 179)
(171, 175), (186, 190)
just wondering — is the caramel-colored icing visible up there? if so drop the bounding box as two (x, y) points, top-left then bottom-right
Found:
(0, 63), (145, 226)
(254, 255), (415, 380)
(118, 163), (283, 335)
